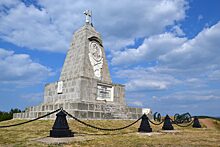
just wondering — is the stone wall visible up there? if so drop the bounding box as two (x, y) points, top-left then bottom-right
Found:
(44, 76), (125, 105)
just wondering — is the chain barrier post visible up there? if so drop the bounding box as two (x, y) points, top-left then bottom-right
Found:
(50, 109), (74, 137)
(138, 114), (152, 133)
(192, 116), (201, 128)
(162, 115), (174, 130)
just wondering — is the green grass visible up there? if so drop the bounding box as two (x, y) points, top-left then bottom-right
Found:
(0, 118), (219, 147)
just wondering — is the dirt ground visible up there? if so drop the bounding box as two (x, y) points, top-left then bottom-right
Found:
(200, 119), (215, 128)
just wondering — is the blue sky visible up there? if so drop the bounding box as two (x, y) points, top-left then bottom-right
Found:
(0, 0), (220, 116)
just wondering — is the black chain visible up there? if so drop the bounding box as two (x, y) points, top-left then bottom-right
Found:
(172, 120), (194, 127)
(171, 115), (220, 127)
(63, 110), (142, 131)
(170, 116), (194, 127)
(0, 108), (61, 128)
(148, 119), (164, 125)
(149, 115), (194, 127)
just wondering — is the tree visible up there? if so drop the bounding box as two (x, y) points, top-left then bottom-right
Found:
(0, 108), (22, 122)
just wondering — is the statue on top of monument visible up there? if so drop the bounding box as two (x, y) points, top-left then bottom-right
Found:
(84, 10), (92, 25)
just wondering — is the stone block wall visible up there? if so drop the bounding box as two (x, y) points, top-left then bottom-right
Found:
(43, 76), (125, 106)
(13, 102), (152, 120)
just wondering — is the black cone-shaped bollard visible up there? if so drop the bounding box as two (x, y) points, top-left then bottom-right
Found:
(162, 115), (174, 130)
(138, 114), (152, 133)
(50, 110), (73, 137)
(192, 116), (201, 128)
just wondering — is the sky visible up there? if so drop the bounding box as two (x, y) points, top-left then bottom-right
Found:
(0, 0), (220, 117)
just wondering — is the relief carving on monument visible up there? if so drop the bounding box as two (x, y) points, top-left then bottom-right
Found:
(88, 41), (103, 79)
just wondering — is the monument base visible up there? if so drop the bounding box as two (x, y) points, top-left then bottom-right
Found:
(13, 102), (152, 120)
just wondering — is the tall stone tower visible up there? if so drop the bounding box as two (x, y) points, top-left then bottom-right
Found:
(13, 10), (150, 119)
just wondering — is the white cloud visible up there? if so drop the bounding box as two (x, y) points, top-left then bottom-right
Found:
(114, 67), (180, 91)
(112, 33), (186, 65)
(159, 21), (220, 70)
(0, 48), (53, 86)
(111, 21), (220, 97)
(161, 90), (220, 101)
(0, 3), (68, 52)
(0, 0), (20, 7)
(0, 0), (188, 52)
(128, 101), (144, 107)
(20, 92), (43, 103)
(208, 70), (220, 80)
(113, 21), (220, 69)
(126, 79), (169, 91)
(112, 21), (220, 82)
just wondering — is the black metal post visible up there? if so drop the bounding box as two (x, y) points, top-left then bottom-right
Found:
(50, 110), (74, 137)
(162, 115), (174, 130)
(138, 114), (152, 133)
(192, 116), (201, 128)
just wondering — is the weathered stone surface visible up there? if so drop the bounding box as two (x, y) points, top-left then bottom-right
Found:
(88, 104), (94, 111)
(70, 103), (78, 109)
(78, 103), (88, 110)
(79, 111), (87, 118)
(88, 111), (94, 118)
(59, 25), (111, 83)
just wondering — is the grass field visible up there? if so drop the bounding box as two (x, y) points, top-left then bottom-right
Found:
(0, 118), (219, 147)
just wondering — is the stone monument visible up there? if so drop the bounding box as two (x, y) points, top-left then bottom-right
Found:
(13, 10), (152, 119)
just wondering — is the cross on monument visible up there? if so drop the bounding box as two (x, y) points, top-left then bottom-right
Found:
(84, 10), (92, 24)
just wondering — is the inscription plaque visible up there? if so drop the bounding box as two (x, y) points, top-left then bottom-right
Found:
(97, 84), (114, 101)
(57, 81), (63, 94)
